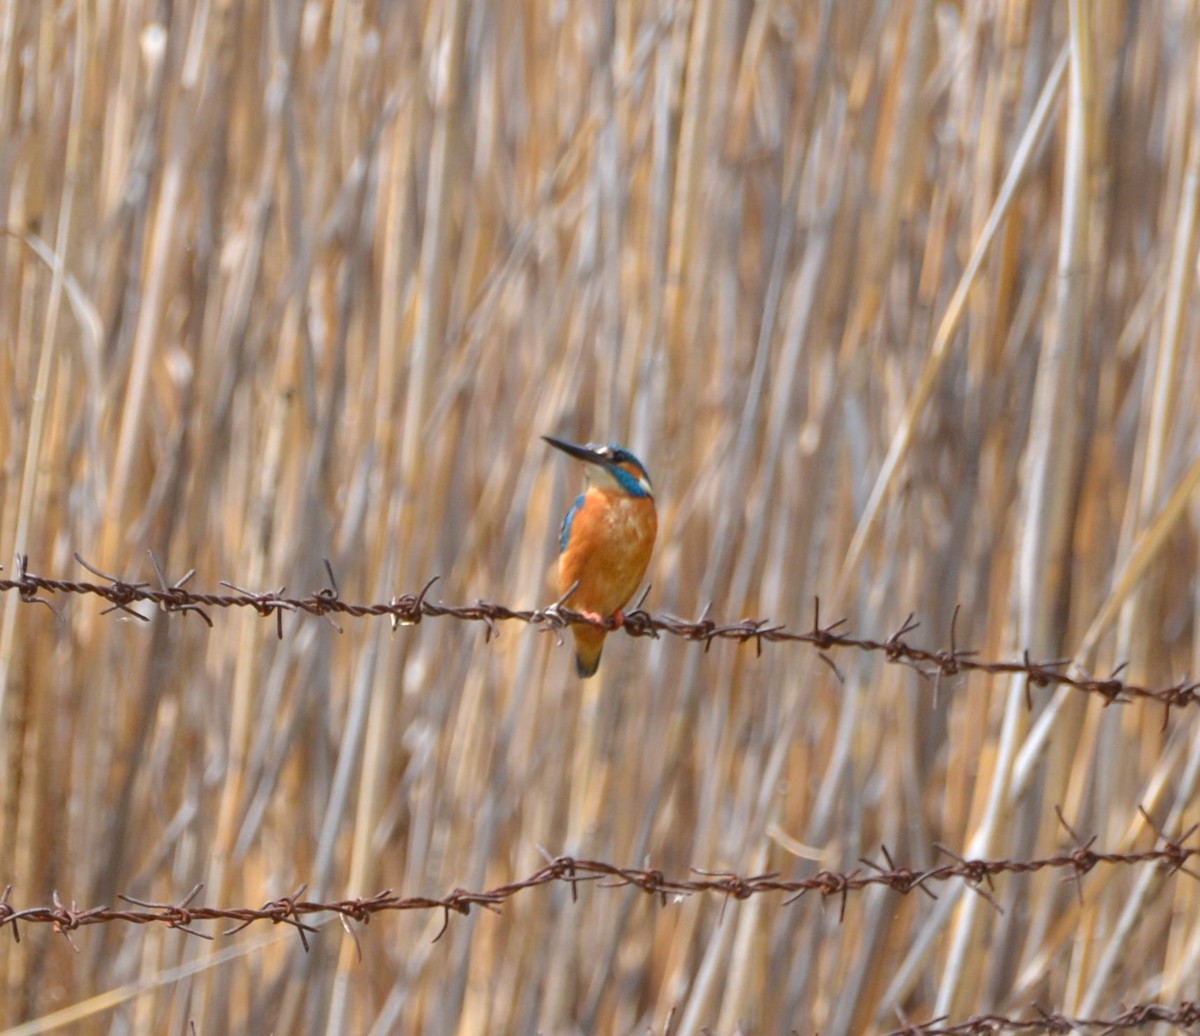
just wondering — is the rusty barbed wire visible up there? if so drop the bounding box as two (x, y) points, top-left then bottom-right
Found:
(4, 552), (1200, 717)
(881, 1000), (1200, 1035)
(2, 811), (1197, 948)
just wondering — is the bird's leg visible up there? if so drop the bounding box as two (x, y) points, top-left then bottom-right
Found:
(575, 610), (623, 628)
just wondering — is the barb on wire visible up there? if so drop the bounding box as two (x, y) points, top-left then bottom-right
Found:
(882, 1000), (1200, 1035)
(4, 555), (1200, 714)
(1, 816), (1196, 946)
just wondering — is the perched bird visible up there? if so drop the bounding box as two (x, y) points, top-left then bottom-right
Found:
(544, 435), (657, 677)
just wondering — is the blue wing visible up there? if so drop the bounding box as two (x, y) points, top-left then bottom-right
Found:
(559, 493), (585, 554)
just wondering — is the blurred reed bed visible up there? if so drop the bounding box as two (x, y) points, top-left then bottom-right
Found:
(1, 1), (1199, 1032)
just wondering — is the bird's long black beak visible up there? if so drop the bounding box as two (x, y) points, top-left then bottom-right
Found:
(542, 435), (612, 468)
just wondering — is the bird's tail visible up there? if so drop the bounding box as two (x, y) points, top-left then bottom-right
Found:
(572, 627), (606, 678)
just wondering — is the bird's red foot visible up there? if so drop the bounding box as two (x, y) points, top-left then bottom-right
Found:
(578, 609), (624, 629)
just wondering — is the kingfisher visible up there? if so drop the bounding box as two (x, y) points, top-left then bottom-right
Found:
(544, 435), (657, 677)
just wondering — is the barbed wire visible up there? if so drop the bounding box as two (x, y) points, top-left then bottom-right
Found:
(882, 1000), (1200, 1035)
(2, 808), (1196, 949)
(4, 552), (1199, 718)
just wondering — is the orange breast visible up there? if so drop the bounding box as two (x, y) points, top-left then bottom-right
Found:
(559, 489), (657, 618)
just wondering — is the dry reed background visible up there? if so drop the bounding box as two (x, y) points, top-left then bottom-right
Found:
(2, 0), (1200, 1032)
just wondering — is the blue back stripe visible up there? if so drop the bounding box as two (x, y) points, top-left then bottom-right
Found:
(560, 493), (585, 553)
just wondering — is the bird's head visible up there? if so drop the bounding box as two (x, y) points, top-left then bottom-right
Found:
(543, 435), (653, 499)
